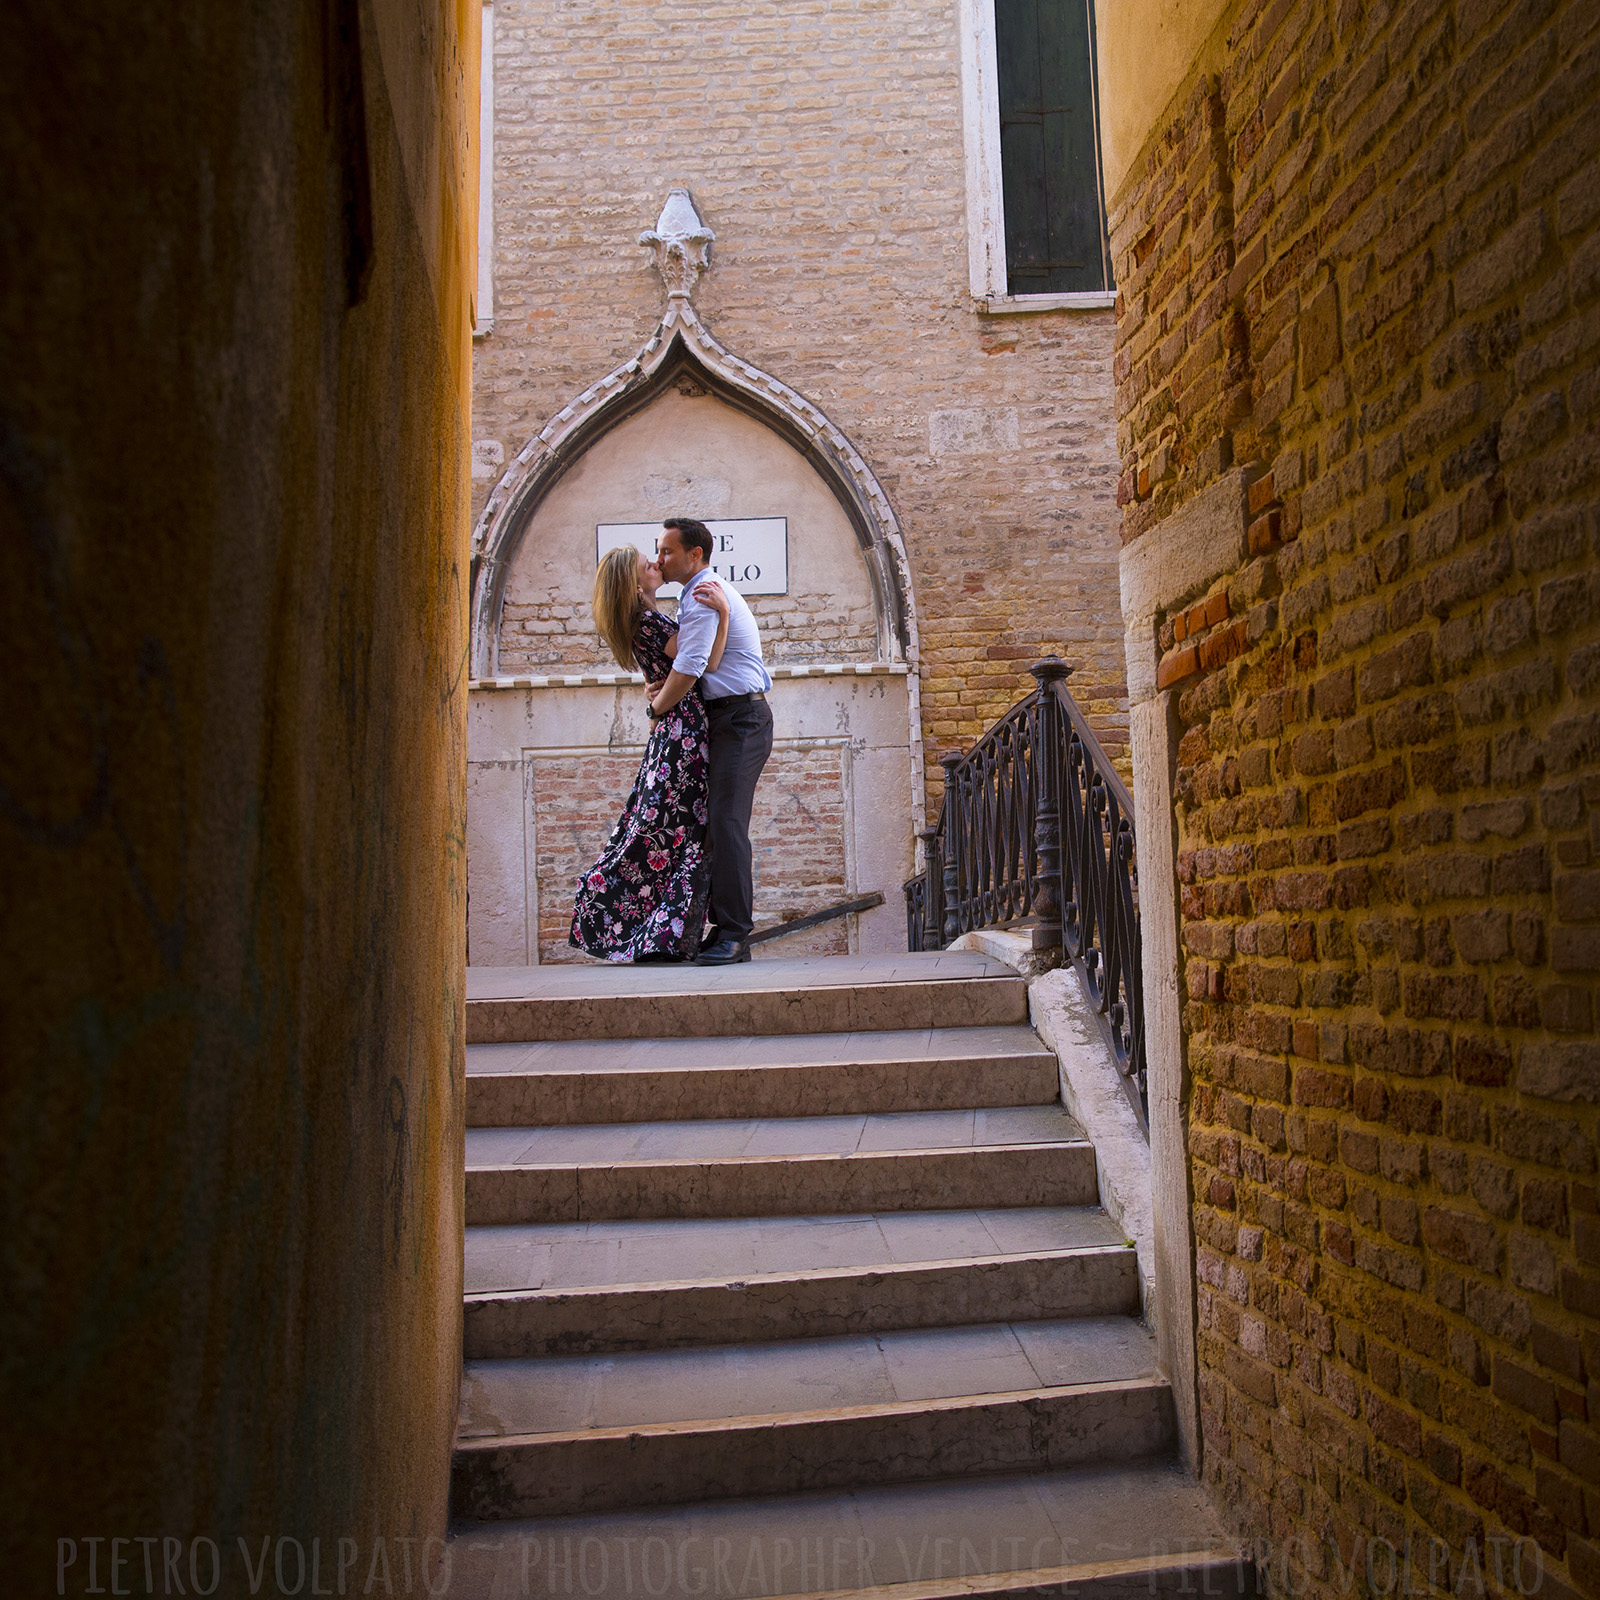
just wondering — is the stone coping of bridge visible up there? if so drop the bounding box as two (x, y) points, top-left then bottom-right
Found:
(470, 661), (910, 691)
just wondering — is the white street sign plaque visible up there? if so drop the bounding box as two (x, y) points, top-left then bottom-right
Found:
(597, 518), (789, 599)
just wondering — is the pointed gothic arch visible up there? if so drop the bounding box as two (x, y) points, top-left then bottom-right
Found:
(468, 299), (921, 685)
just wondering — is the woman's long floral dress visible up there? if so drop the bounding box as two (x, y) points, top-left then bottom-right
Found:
(569, 609), (711, 961)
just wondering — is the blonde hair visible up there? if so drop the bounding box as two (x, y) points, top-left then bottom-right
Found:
(592, 545), (648, 670)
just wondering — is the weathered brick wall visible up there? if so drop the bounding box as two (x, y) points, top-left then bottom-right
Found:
(474, 0), (1129, 800)
(531, 744), (851, 962)
(499, 589), (881, 676)
(1110, 0), (1600, 1591)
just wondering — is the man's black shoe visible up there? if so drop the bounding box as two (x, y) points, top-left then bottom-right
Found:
(694, 937), (750, 965)
(697, 927), (722, 954)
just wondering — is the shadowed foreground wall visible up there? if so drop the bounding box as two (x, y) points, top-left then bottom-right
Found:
(1105, 0), (1600, 1593)
(1, 2), (474, 1586)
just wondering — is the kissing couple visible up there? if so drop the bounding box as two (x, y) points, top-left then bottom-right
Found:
(569, 516), (774, 966)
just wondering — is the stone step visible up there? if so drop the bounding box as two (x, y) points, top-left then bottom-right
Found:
(465, 1206), (1131, 1351)
(458, 1316), (1163, 1439)
(465, 953), (1027, 1043)
(466, 1025), (1058, 1126)
(466, 1206), (1128, 1297)
(466, 1104), (1081, 1169)
(467, 1143), (1098, 1226)
(445, 1460), (1248, 1600)
(465, 1243), (1140, 1358)
(452, 1317), (1172, 1519)
(465, 1106), (1096, 1225)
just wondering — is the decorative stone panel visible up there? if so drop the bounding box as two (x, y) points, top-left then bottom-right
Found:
(527, 743), (849, 964)
(466, 667), (915, 963)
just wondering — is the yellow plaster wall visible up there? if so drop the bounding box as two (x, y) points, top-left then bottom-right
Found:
(0, 0), (475, 1582)
(1093, 0), (1232, 205)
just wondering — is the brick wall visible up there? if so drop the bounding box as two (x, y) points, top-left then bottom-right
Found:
(499, 590), (881, 676)
(1110, 0), (1600, 1591)
(475, 0), (1129, 802)
(531, 744), (851, 962)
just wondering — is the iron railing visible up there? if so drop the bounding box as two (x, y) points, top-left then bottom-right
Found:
(905, 659), (1147, 1128)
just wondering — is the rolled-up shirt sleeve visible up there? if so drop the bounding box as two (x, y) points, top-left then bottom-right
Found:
(671, 576), (716, 679)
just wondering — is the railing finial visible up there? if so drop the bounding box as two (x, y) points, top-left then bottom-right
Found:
(1029, 656), (1073, 685)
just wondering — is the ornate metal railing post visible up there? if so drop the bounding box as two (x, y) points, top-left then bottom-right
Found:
(919, 827), (944, 950)
(1028, 658), (1072, 949)
(939, 753), (964, 947)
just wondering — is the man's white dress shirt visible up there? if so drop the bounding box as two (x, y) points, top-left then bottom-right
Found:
(672, 569), (773, 699)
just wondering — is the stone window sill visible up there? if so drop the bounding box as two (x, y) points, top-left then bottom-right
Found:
(980, 291), (1116, 315)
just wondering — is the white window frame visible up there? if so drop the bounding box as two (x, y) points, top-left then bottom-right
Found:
(958, 0), (1117, 314)
(473, 0), (496, 339)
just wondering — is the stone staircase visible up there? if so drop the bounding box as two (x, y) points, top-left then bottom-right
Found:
(446, 953), (1246, 1599)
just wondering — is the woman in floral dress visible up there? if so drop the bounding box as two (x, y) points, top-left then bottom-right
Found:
(569, 545), (730, 962)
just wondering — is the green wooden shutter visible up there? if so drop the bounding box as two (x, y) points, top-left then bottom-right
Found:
(996, 0), (1110, 294)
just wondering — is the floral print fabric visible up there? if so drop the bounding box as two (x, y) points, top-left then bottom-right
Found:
(569, 609), (711, 961)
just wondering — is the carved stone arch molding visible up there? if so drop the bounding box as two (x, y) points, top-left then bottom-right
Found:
(469, 192), (922, 687)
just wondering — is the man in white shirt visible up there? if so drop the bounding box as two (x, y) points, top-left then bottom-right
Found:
(648, 517), (774, 964)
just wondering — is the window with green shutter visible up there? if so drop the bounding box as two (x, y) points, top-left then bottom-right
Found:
(995, 0), (1113, 295)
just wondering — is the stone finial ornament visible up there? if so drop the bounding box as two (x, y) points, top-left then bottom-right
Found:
(639, 189), (715, 301)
